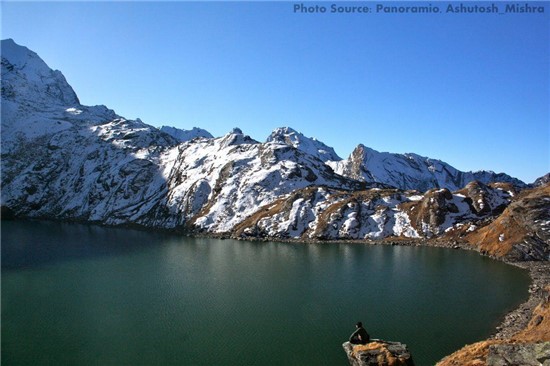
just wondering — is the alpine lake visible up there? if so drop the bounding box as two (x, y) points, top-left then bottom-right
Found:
(2, 220), (530, 365)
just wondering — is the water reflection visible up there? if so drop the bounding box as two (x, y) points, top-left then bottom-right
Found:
(2, 221), (530, 366)
(1, 220), (166, 270)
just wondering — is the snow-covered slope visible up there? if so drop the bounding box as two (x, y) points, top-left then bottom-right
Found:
(329, 144), (526, 191)
(1, 38), (176, 225)
(151, 129), (367, 232)
(0, 39), (526, 241)
(160, 125), (213, 142)
(266, 127), (341, 162)
(2, 38), (83, 146)
(233, 181), (513, 240)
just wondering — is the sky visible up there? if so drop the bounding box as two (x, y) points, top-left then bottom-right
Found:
(1, 1), (549, 183)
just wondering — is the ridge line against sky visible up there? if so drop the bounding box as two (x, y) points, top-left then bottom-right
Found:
(1, 1), (549, 183)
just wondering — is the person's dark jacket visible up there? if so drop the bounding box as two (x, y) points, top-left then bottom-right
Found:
(349, 326), (370, 344)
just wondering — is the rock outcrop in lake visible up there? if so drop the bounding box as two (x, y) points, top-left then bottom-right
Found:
(343, 341), (415, 366)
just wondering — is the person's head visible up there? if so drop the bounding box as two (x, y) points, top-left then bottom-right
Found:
(356, 322), (363, 328)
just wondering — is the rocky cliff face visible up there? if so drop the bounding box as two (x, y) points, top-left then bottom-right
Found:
(1, 38), (79, 108)
(437, 340), (550, 366)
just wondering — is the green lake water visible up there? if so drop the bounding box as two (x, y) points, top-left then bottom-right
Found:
(1, 220), (530, 365)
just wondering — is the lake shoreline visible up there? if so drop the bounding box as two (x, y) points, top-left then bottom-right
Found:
(192, 230), (550, 362)
(489, 261), (550, 340)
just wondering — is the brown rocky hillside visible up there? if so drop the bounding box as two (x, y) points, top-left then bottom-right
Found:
(437, 182), (550, 366)
(465, 184), (550, 261)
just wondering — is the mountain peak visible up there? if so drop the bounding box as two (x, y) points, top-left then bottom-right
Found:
(2, 38), (56, 78)
(1, 38), (79, 107)
(1, 38), (32, 65)
(219, 127), (257, 147)
(533, 173), (550, 187)
(271, 126), (298, 135)
(335, 144), (526, 191)
(160, 125), (213, 143)
(266, 126), (341, 162)
(2, 38), (17, 48)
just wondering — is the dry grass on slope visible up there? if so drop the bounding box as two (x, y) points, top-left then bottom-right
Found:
(465, 184), (550, 259)
(436, 271), (550, 366)
(513, 285), (550, 343)
(436, 340), (503, 366)
(436, 296), (550, 366)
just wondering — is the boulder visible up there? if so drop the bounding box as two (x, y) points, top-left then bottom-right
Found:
(343, 340), (415, 366)
(486, 342), (550, 366)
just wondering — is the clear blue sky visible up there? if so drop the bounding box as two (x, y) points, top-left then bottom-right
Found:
(2, 1), (549, 183)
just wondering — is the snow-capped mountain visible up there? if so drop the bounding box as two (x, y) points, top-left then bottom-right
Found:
(328, 144), (526, 191)
(1, 39), (536, 246)
(1, 38), (79, 108)
(154, 128), (368, 232)
(0, 39), (369, 232)
(266, 129), (525, 191)
(160, 125), (213, 142)
(266, 126), (341, 163)
(0, 38), (176, 153)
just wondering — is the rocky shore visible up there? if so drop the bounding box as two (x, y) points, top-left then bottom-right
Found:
(492, 261), (550, 340)
(435, 261), (550, 365)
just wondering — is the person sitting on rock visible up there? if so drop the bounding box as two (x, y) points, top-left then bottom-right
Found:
(349, 321), (370, 345)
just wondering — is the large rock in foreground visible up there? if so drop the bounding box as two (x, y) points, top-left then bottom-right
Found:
(343, 341), (415, 366)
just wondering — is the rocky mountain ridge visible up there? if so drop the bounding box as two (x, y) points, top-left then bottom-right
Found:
(328, 144), (526, 192)
(159, 125), (213, 142)
(1, 39), (547, 261)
